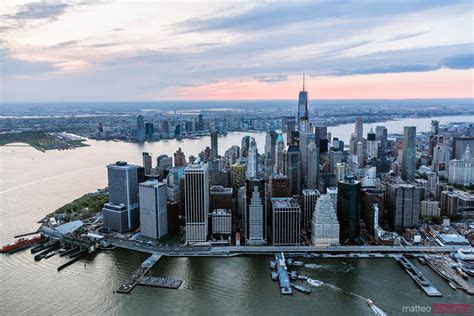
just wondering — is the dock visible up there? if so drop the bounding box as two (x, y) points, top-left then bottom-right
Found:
(395, 255), (442, 297)
(116, 253), (182, 294)
(426, 255), (474, 295)
(270, 253), (292, 295)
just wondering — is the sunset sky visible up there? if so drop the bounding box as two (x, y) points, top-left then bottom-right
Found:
(1, 0), (473, 102)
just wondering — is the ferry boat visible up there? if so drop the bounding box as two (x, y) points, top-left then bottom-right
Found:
(366, 299), (387, 316)
(307, 278), (323, 287)
(0, 236), (43, 253)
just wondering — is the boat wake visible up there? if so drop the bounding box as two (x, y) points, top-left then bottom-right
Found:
(316, 281), (387, 316)
(304, 263), (354, 273)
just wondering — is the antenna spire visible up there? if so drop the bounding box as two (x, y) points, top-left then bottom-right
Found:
(303, 72), (305, 91)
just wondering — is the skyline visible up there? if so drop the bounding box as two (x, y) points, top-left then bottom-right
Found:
(1, 0), (474, 102)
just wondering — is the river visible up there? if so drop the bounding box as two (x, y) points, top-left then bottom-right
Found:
(0, 116), (473, 315)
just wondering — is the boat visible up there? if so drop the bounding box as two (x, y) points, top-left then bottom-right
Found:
(367, 299), (387, 316)
(44, 252), (56, 259)
(269, 261), (276, 269)
(449, 282), (457, 290)
(291, 284), (311, 294)
(297, 275), (308, 281)
(418, 257), (427, 265)
(290, 271), (298, 280)
(292, 260), (304, 267)
(0, 236), (43, 253)
(271, 271), (278, 281)
(307, 278), (323, 287)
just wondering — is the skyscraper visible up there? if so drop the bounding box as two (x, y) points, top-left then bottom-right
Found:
(145, 122), (154, 140)
(297, 73), (309, 132)
(401, 126), (416, 182)
(142, 152), (152, 176)
(302, 189), (319, 231)
(337, 175), (361, 245)
(306, 142), (319, 189)
(283, 145), (301, 196)
(136, 115), (145, 142)
(311, 194), (340, 246)
(431, 120), (440, 135)
(449, 145), (474, 185)
(355, 117), (363, 141)
(241, 135), (251, 158)
(367, 128), (378, 159)
(174, 148), (186, 167)
(385, 183), (421, 231)
(299, 130), (316, 187)
(265, 130), (278, 164)
(102, 161), (142, 232)
(375, 126), (388, 149)
(230, 158), (247, 193)
(246, 137), (258, 178)
(210, 130), (218, 159)
(245, 179), (266, 245)
(274, 133), (285, 174)
(272, 197), (301, 246)
(269, 174), (291, 198)
(139, 180), (168, 239)
(184, 163), (210, 243)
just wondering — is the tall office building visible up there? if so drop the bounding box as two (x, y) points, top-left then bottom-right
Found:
(355, 117), (363, 141)
(136, 115), (145, 142)
(311, 194), (340, 246)
(284, 117), (296, 145)
(449, 145), (474, 185)
(241, 136), (251, 158)
(385, 183), (421, 231)
(210, 130), (218, 159)
(315, 126), (328, 153)
(184, 163), (210, 243)
(139, 180), (168, 239)
(432, 136), (450, 175)
(335, 163), (347, 182)
(265, 130), (278, 164)
(300, 130), (316, 187)
(246, 137), (258, 179)
(297, 73), (309, 132)
(367, 128), (378, 159)
(307, 142), (319, 189)
(269, 174), (291, 198)
(102, 161), (142, 232)
(283, 145), (301, 196)
(245, 179), (266, 245)
(230, 158), (247, 193)
(274, 133), (285, 174)
(302, 189), (319, 231)
(401, 126), (416, 182)
(174, 148), (186, 167)
(431, 120), (440, 135)
(272, 198), (301, 246)
(210, 186), (233, 211)
(142, 152), (152, 176)
(337, 175), (361, 245)
(375, 126), (388, 149)
(145, 122), (154, 140)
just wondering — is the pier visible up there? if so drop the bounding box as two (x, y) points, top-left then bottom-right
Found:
(116, 253), (182, 294)
(426, 255), (474, 295)
(395, 255), (442, 297)
(270, 253), (292, 295)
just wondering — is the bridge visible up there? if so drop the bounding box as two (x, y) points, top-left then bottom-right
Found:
(109, 238), (464, 257)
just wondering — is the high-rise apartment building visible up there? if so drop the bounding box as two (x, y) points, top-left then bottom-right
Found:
(136, 115), (145, 142)
(210, 130), (218, 159)
(385, 183), (421, 231)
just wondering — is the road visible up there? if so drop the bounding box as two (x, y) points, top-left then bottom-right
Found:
(109, 238), (465, 257)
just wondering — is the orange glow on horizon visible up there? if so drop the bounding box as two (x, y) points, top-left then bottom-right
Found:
(169, 68), (474, 100)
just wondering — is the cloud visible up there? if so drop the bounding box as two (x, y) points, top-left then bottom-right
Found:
(173, 1), (452, 33)
(0, 49), (57, 76)
(440, 54), (474, 70)
(254, 74), (288, 83)
(49, 40), (79, 49)
(5, 2), (71, 20)
(327, 64), (439, 76)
